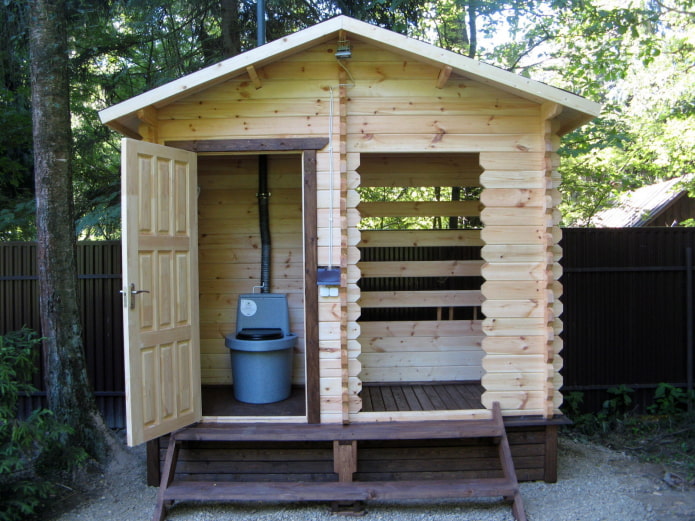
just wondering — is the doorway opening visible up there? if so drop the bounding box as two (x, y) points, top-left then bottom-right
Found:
(197, 154), (307, 418)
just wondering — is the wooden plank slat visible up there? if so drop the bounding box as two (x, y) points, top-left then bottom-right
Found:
(360, 290), (483, 308)
(359, 200), (482, 218)
(359, 320), (483, 338)
(162, 477), (517, 501)
(176, 420), (502, 442)
(359, 336), (484, 352)
(360, 366), (483, 383)
(359, 229), (482, 247)
(359, 260), (483, 278)
(166, 137), (329, 152)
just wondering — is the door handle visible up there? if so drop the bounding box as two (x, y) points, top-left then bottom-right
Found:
(120, 283), (150, 309)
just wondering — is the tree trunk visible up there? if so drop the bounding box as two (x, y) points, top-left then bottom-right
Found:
(221, 0), (241, 58)
(466, 0), (478, 59)
(29, 0), (112, 461)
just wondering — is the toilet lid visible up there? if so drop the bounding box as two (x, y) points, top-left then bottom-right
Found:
(236, 328), (284, 340)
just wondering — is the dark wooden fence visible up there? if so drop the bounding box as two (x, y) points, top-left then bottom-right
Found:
(2, 228), (694, 427)
(560, 228), (694, 412)
(1, 242), (125, 428)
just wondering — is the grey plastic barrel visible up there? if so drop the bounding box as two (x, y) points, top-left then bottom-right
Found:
(225, 334), (296, 403)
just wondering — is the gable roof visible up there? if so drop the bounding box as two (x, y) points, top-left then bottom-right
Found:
(99, 15), (601, 138)
(593, 175), (694, 227)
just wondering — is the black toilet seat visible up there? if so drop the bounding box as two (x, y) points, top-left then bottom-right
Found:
(236, 328), (284, 340)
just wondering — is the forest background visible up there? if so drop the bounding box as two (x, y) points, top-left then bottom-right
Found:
(0, 0), (694, 239)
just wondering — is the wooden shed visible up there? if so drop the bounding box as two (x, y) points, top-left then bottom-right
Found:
(99, 15), (600, 520)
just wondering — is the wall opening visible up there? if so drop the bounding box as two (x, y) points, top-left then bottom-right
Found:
(196, 154), (306, 418)
(355, 153), (486, 413)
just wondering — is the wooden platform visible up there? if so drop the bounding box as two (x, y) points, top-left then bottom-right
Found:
(201, 385), (305, 416)
(200, 382), (482, 417)
(361, 382), (484, 412)
(150, 383), (562, 493)
(153, 403), (526, 521)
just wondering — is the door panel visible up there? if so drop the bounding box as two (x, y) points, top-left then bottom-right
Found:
(121, 138), (201, 446)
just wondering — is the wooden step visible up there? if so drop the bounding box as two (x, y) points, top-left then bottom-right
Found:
(176, 418), (503, 442)
(163, 477), (518, 501)
(153, 403), (526, 521)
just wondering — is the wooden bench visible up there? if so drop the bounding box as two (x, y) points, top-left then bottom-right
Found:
(153, 402), (526, 521)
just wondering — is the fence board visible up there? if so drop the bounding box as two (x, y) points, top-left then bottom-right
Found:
(1, 241), (125, 428)
(560, 227), (694, 412)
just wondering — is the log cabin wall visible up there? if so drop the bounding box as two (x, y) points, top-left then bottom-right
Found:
(148, 36), (558, 421)
(477, 106), (564, 418)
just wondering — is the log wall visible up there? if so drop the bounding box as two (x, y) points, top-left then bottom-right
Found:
(151, 37), (557, 420)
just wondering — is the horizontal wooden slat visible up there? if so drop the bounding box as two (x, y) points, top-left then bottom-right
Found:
(361, 351), (484, 367)
(347, 97), (540, 117)
(482, 280), (560, 300)
(481, 262), (549, 281)
(480, 207), (550, 227)
(349, 115), (540, 135)
(177, 417), (502, 441)
(481, 391), (562, 413)
(481, 300), (549, 319)
(360, 290), (483, 308)
(359, 200), (482, 218)
(479, 188), (547, 208)
(360, 365), (484, 382)
(481, 244), (559, 263)
(481, 226), (557, 245)
(359, 229), (482, 247)
(482, 336), (549, 355)
(358, 173), (481, 188)
(479, 171), (546, 189)
(349, 133), (543, 153)
(359, 260), (483, 278)
(482, 318), (550, 337)
(163, 478), (517, 502)
(359, 320), (483, 338)
(360, 336), (483, 352)
(483, 355), (545, 373)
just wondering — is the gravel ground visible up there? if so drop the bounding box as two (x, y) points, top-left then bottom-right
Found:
(49, 437), (695, 521)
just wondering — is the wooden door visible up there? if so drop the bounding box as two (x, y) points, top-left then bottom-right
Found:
(121, 138), (201, 446)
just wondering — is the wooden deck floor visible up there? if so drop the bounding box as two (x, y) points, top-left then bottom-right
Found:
(202, 386), (306, 417)
(360, 382), (484, 412)
(202, 382), (483, 416)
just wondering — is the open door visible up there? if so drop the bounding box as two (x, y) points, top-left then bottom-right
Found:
(121, 138), (201, 446)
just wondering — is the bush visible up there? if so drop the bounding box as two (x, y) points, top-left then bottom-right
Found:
(0, 328), (86, 521)
(562, 384), (695, 480)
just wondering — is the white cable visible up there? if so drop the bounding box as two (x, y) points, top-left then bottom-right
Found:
(328, 86), (335, 269)
(326, 66), (354, 270)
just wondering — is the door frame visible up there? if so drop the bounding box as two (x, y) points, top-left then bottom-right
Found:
(166, 138), (328, 424)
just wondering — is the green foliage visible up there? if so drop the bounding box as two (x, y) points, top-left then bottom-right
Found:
(358, 185), (482, 230)
(0, 328), (88, 521)
(648, 383), (694, 416)
(563, 383), (695, 479)
(563, 385), (637, 434)
(603, 384), (635, 413)
(0, 0), (693, 236)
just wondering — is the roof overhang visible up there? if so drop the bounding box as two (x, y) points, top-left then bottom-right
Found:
(99, 15), (601, 138)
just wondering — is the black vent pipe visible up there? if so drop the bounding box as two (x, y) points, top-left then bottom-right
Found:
(258, 155), (271, 293)
(256, 2), (269, 292)
(257, 0), (266, 46)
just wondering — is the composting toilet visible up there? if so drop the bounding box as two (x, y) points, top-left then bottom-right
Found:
(224, 294), (297, 404)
